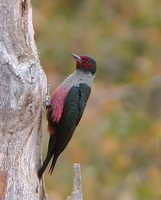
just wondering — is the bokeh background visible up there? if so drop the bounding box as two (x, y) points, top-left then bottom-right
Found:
(33, 0), (161, 199)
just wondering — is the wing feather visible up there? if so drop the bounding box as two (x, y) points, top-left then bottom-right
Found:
(54, 84), (91, 155)
(61, 84), (91, 129)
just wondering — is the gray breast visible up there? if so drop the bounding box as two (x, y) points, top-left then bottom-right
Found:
(59, 70), (94, 91)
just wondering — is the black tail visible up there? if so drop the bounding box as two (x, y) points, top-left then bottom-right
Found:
(38, 134), (56, 179)
(48, 155), (59, 175)
(38, 153), (52, 179)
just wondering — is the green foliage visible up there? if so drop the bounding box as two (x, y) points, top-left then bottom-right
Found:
(35, 0), (161, 199)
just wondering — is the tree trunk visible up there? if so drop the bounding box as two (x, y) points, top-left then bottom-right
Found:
(0, 0), (47, 199)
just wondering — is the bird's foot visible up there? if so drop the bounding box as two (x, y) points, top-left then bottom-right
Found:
(43, 83), (51, 110)
(44, 95), (50, 107)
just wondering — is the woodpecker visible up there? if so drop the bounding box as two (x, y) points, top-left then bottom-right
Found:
(38, 53), (96, 178)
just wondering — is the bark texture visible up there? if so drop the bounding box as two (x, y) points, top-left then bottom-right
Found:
(0, 0), (47, 199)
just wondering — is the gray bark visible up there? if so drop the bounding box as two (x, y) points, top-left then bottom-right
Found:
(0, 0), (47, 199)
(67, 164), (83, 200)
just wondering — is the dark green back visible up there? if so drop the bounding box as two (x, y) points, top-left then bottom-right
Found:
(54, 83), (91, 155)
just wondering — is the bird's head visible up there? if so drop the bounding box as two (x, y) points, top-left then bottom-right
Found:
(71, 53), (96, 75)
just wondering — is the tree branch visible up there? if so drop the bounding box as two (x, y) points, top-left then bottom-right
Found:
(67, 163), (83, 200)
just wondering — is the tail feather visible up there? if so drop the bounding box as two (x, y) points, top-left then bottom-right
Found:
(48, 155), (59, 175)
(38, 154), (52, 179)
(38, 134), (56, 179)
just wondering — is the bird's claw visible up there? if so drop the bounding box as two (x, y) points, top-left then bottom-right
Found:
(43, 82), (51, 110)
(44, 95), (50, 107)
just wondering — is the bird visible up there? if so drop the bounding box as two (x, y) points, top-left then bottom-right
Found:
(38, 53), (96, 178)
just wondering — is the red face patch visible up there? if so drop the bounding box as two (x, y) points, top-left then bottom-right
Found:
(76, 56), (92, 71)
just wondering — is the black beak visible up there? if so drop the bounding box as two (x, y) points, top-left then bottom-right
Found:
(71, 53), (82, 63)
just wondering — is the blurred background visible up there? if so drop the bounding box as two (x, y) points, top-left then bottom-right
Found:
(33, 0), (161, 199)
